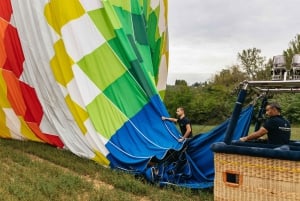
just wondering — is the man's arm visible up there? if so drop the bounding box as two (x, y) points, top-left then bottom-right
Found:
(161, 116), (178, 122)
(240, 127), (268, 142)
(178, 123), (192, 142)
(182, 124), (192, 138)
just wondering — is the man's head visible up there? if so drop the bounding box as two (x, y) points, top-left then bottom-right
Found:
(176, 107), (185, 117)
(265, 102), (281, 116)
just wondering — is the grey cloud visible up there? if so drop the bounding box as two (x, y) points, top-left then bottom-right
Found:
(169, 0), (300, 44)
(168, 0), (300, 84)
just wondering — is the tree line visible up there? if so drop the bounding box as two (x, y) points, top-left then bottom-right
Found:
(162, 34), (300, 125)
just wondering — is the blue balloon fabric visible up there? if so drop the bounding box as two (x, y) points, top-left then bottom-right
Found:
(142, 105), (254, 189)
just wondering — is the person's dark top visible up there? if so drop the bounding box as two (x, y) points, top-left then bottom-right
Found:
(177, 117), (192, 138)
(263, 115), (291, 145)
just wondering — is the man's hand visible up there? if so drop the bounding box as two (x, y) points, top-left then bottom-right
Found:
(161, 116), (166, 121)
(240, 136), (248, 142)
(178, 137), (185, 142)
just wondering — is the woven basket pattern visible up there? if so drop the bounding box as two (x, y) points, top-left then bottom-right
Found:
(214, 153), (300, 201)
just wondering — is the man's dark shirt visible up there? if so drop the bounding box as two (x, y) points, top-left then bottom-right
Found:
(177, 117), (192, 138)
(263, 115), (291, 145)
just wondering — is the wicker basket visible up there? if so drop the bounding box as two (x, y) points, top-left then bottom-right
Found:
(214, 152), (300, 201)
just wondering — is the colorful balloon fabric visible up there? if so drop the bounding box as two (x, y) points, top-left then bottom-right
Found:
(1, 1), (256, 189)
(0, 0), (181, 170)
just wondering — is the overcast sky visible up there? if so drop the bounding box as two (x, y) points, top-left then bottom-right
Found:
(167, 0), (300, 85)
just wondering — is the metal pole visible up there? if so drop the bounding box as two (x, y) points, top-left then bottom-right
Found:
(254, 96), (267, 131)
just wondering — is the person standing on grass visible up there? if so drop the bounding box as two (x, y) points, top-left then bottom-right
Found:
(240, 102), (291, 145)
(162, 107), (193, 142)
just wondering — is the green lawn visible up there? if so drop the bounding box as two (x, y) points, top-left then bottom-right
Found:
(1, 124), (299, 201)
(0, 138), (213, 201)
(192, 124), (300, 141)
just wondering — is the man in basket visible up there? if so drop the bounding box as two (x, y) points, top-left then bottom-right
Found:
(240, 102), (291, 145)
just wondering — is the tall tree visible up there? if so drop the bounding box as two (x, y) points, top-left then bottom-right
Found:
(175, 80), (188, 86)
(283, 34), (300, 68)
(213, 65), (247, 86)
(256, 58), (272, 80)
(237, 48), (266, 80)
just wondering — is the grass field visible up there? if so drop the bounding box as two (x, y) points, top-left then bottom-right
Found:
(1, 124), (299, 201)
(0, 138), (213, 201)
